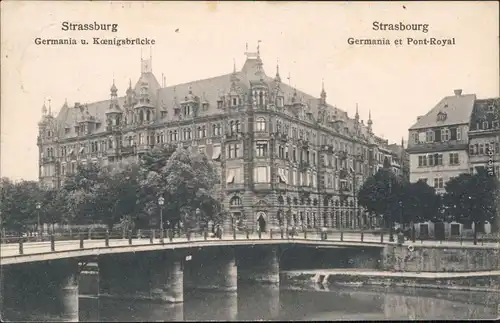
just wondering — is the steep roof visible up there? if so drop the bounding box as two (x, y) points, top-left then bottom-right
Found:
(469, 97), (500, 131)
(53, 56), (361, 139)
(408, 90), (476, 130)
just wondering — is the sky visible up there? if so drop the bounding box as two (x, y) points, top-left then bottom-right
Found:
(1, 1), (499, 181)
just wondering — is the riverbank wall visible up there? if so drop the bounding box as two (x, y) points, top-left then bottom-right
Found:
(381, 245), (500, 272)
(280, 270), (500, 294)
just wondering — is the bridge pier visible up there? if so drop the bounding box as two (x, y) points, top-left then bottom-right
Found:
(2, 259), (79, 322)
(184, 247), (237, 292)
(237, 246), (280, 285)
(98, 252), (184, 303)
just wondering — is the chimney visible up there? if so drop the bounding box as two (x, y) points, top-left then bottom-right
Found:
(417, 115), (423, 121)
(454, 89), (462, 96)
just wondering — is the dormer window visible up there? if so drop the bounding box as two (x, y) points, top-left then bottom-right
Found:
(183, 105), (191, 116)
(437, 112), (447, 122)
(493, 120), (499, 129)
(217, 100), (223, 109)
(232, 97), (238, 107)
(482, 121), (489, 129)
(202, 102), (209, 110)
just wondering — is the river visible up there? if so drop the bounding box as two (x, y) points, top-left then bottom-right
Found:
(3, 284), (498, 321)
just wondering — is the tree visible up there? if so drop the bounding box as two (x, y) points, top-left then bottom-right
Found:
(0, 179), (43, 233)
(357, 167), (408, 229)
(402, 180), (439, 224)
(61, 161), (141, 231)
(139, 145), (222, 230)
(443, 168), (499, 240)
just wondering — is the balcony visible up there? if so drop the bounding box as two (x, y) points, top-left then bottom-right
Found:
(339, 168), (349, 179)
(224, 132), (241, 141)
(298, 139), (309, 149)
(42, 156), (56, 163)
(299, 162), (310, 172)
(337, 151), (348, 160)
(322, 145), (334, 153)
(120, 146), (135, 155)
(355, 153), (365, 162)
(279, 133), (289, 142)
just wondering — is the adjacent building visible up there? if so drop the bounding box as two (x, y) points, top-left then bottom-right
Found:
(37, 46), (404, 231)
(407, 89), (476, 194)
(468, 97), (500, 178)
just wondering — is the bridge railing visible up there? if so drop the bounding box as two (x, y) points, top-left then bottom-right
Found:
(1, 227), (499, 258)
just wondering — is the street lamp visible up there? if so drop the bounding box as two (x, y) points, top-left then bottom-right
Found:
(36, 202), (42, 240)
(158, 196), (165, 242)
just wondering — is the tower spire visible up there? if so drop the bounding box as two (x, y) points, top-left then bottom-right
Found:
(367, 110), (373, 133)
(42, 100), (47, 116)
(275, 58), (281, 83)
(48, 99), (52, 116)
(355, 103), (359, 119)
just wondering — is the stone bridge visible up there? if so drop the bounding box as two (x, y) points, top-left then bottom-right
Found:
(1, 230), (497, 322)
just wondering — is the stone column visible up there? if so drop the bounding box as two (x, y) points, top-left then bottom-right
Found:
(150, 259), (184, 303)
(58, 272), (79, 322)
(2, 260), (79, 322)
(237, 246), (280, 285)
(99, 252), (184, 303)
(184, 247), (237, 292)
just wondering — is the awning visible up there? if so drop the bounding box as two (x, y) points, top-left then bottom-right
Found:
(278, 168), (287, 183)
(212, 145), (221, 160)
(226, 170), (235, 184)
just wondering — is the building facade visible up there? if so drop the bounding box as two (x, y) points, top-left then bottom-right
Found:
(468, 97), (500, 178)
(37, 47), (402, 231)
(407, 89), (476, 194)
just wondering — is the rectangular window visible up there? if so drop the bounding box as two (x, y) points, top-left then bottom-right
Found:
(442, 128), (449, 141)
(448, 153), (459, 165)
(437, 154), (443, 166)
(254, 166), (269, 183)
(450, 128), (457, 140)
(255, 141), (268, 157)
(456, 127), (462, 140)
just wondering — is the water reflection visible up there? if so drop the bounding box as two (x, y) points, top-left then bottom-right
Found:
(3, 284), (498, 321)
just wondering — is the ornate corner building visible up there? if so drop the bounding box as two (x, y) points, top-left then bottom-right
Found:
(37, 46), (406, 231)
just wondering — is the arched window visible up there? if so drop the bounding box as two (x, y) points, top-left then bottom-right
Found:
(146, 110), (151, 121)
(230, 196), (242, 206)
(256, 117), (266, 132)
(139, 110), (144, 122)
(259, 91), (264, 106)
